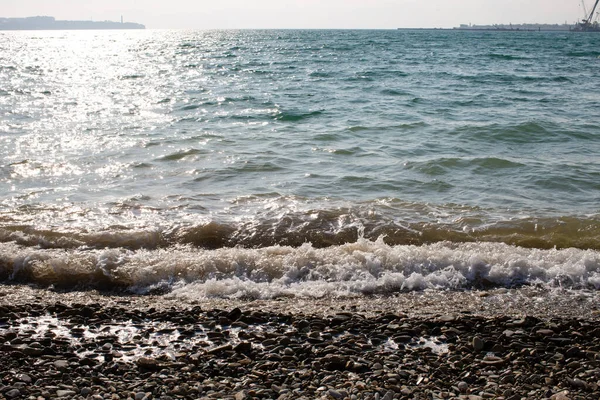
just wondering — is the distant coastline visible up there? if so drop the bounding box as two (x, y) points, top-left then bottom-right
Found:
(0, 16), (145, 30)
(454, 23), (574, 32)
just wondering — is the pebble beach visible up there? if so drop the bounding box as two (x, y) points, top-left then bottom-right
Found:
(2, 286), (600, 400)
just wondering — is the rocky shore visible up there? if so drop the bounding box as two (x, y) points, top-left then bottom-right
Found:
(1, 286), (600, 399)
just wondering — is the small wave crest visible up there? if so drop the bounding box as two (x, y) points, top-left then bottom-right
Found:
(156, 148), (209, 162)
(275, 109), (323, 122)
(404, 157), (526, 176)
(119, 74), (145, 80)
(460, 73), (573, 85)
(450, 121), (589, 144)
(487, 53), (526, 61)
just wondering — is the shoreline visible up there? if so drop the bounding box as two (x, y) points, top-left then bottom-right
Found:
(2, 285), (600, 399)
(2, 285), (599, 320)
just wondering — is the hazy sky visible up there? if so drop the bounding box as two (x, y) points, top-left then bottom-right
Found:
(0, 1), (591, 29)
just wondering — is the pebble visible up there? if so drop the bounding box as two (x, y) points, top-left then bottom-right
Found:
(472, 336), (485, 351)
(53, 360), (69, 370)
(537, 329), (555, 336)
(550, 391), (571, 400)
(1, 300), (600, 400)
(457, 381), (469, 393)
(136, 357), (160, 370)
(56, 389), (77, 397)
(5, 389), (20, 398)
(227, 308), (242, 322)
(381, 391), (395, 400)
(15, 373), (32, 383)
(328, 389), (347, 399)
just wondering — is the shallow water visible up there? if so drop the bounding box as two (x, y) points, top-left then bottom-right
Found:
(1, 29), (599, 296)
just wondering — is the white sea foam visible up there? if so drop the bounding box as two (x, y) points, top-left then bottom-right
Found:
(2, 238), (599, 298)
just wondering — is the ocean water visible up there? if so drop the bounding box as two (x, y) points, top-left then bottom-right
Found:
(1, 29), (599, 298)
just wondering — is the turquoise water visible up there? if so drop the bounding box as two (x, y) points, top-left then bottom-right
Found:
(1, 30), (599, 294)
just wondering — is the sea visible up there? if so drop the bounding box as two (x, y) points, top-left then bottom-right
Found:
(1, 29), (599, 300)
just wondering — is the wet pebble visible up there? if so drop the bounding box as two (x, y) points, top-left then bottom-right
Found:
(2, 301), (600, 399)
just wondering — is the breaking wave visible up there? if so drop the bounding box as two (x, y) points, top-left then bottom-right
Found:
(1, 237), (599, 298)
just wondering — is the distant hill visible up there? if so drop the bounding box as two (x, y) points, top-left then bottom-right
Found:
(0, 16), (145, 30)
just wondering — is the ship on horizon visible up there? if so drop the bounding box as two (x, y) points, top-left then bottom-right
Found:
(0, 16), (145, 30)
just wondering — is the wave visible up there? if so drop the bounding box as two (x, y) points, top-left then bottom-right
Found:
(178, 104), (204, 111)
(309, 70), (332, 78)
(345, 71), (377, 82)
(404, 157), (526, 176)
(487, 53), (527, 61)
(156, 148), (209, 162)
(458, 73), (573, 85)
(380, 88), (412, 97)
(192, 160), (286, 182)
(119, 74), (145, 80)
(1, 239), (598, 296)
(345, 123), (428, 134)
(566, 51), (600, 58)
(2, 212), (600, 251)
(450, 122), (595, 144)
(275, 109), (323, 122)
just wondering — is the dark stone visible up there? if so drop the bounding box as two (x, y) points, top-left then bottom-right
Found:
(394, 335), (412, 343)
(207, 344), (233, 354)
(233, 342), (253, 354)
(5, 389), (20, 398)
(322, 354), (348, 371)
(136, 357), (161, 371)
(227, 308), (242, 322)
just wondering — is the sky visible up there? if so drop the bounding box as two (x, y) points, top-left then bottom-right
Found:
(0, 0), (591, 29)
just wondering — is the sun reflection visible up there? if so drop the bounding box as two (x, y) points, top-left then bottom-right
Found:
(1, 30), (177, 211)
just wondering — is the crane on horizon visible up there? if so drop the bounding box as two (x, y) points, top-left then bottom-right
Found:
(583, 0), (600, 25)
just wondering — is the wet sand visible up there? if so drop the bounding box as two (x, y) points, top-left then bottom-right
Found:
(1, 285), (600, 399)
